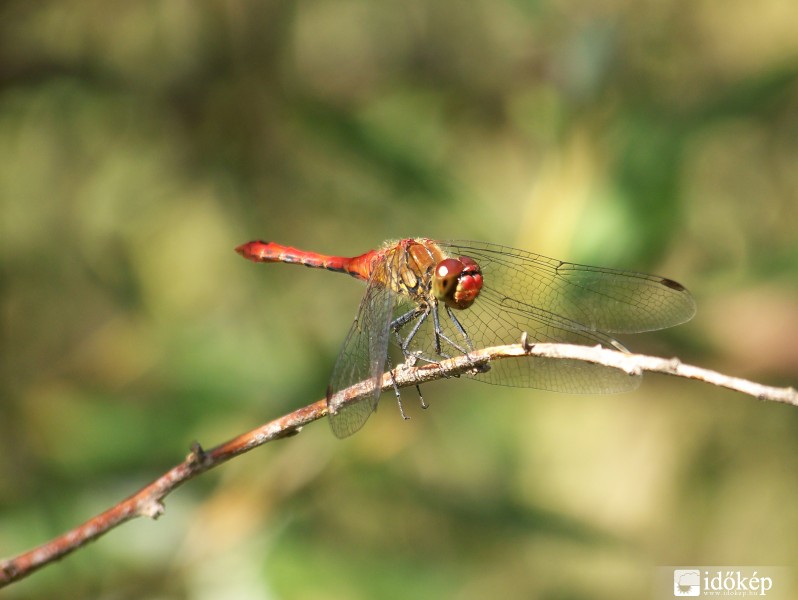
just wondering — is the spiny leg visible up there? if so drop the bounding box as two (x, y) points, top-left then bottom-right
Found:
(386, 356), (409, 420)
(395, 310), (431, 406)
(386, 352), (427, 417)
(444, 305), (490, 375)
(393, 306), (430, 357)
(417, 385), (428, 409)
(391, 307), (421, 360)
(431, 302), (470, 356)
(445, 306), (474, 351)
(391, 307), (421, 332)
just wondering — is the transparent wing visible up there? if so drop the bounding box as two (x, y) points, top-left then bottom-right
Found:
(326, 250), (402, 438)
(392, 240), (695, 394)
(440, 241), (696, 333)
(393, 288), (642, 393)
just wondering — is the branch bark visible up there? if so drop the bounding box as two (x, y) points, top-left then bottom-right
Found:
(1, 342), (795, 587)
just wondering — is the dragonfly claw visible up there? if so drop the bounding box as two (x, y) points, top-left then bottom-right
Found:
(396, 397), (410, 420)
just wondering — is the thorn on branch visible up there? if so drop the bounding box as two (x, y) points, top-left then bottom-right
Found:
(2, 563), (19, 581)
(519, 331), (532, 352)
(274, 426), (302, 440)
(140, 500), (165, 520)
(187, 441), (206, 466)
(468, 363), (491, 376)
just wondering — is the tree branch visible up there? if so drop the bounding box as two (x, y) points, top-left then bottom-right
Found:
(1, 342), (795, 587)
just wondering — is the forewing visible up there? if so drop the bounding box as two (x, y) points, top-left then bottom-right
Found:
(326, 251), (400, 438)
(393, 240), (696, 394)
(440, 241), (696, 334)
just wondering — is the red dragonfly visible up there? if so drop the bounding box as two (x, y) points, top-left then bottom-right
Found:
(236, 238), (696, 438)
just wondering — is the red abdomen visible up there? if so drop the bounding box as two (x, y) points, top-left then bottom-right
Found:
(235, 240), (377, 281)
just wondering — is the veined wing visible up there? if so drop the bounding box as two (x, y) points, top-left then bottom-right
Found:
(391, 240), (695, 394)
(326, 247), (404, 438)
(392, 283), (643, 393)
(440, 241), (696, 334)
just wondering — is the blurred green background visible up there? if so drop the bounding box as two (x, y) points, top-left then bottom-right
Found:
(2, 1), (797, 598)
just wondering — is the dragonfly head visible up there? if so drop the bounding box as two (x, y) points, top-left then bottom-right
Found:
(432, 256), (483, 310)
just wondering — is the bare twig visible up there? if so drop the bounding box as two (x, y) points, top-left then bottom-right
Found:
(1, 342), (795, 587)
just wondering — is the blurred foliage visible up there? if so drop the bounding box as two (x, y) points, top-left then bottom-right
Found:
(2, 1), (797, 599)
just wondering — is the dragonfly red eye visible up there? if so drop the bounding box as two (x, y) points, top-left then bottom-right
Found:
(433, 257), (483, 309)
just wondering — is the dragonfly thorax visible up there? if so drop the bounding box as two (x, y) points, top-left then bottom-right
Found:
(432, 256), (483, 310)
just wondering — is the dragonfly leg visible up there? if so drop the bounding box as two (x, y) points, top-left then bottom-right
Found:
(389, 370), (427, 417)
(444, 306), (491, 374)
(417, 385), (428, 409)
(388, 312), (431, 412)
(431, 302), (444, 355)
(431, 303), (470, 356)
(445, 306), (475, 351)
(386, 356), (410, 420)
(392, 307), (421, 332)
(394, 306), (430, 356)
(391, 308), (417, 349)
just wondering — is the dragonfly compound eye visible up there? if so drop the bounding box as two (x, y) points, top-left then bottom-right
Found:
(433, 257), (483, 310)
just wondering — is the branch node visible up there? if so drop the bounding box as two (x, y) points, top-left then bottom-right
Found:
(275, 426), (302, 440)
(187, 441), (206, 466)
(2, 563), (19, 580)
(140, 500), (165, 520)
(667, 357), (682, 371)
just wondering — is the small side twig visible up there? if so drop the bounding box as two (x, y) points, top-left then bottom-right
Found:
(1, 342), (795, 587)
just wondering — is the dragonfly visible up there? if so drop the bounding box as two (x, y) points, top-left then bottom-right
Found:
(236, 238), (696, 438)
